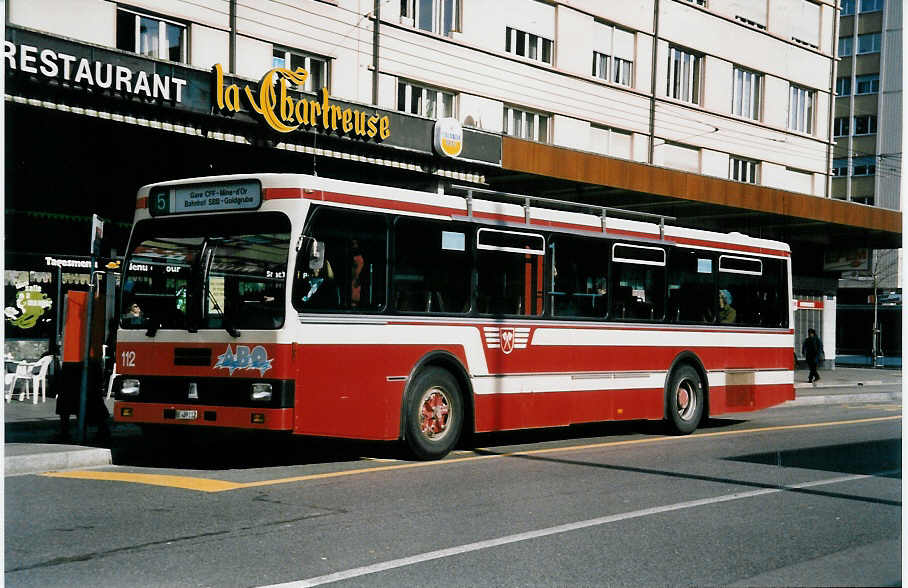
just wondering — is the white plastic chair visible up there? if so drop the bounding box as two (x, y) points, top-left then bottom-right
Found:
(30, 355), (54, 404)
(5, 362), (33, 402)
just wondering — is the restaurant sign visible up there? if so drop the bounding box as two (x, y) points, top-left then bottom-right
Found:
(213, 64), (390, 141)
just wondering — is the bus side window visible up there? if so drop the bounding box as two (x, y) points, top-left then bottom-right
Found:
(293, 207), (387, 312)
(610, 244), (665, 322)
(667, 249), (716, 324)
(391, 218), (470, 314)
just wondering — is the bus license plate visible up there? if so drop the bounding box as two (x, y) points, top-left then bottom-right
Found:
(176, 410), (198, 420)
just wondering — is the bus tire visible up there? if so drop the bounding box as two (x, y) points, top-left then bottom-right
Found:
(665, 364), (704, 435)
(404, 367), (463, 460)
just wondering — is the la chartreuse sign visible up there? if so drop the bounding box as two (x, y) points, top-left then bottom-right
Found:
(212, 64), (390, 140)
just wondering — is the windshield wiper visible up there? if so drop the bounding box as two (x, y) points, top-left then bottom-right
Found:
(207, 288), (240, 338)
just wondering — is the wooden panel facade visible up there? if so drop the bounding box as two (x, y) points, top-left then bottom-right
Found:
(502, 138), (902, 236)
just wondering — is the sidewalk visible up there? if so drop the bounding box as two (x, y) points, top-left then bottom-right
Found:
(3, 367), (902, 476)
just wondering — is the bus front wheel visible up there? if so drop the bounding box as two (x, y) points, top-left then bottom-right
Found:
(665, 365), (704, 435)
(404, 367), (463, 460)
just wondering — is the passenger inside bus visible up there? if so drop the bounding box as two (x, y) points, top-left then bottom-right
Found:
(718, 289), (736, 323)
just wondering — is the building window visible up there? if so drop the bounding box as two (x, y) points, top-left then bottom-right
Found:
(506, 27), (553, 64)
(730, 157), (759, 184)
(855, 74), (880, 94)
(857, 32), (882, 54)
(788, 85), (814, 134)
(116, 8), (187, 63)
(732, 66), (761, 120)
(860, 0), (884, 12)
(832, 158), (849, 176)
(667, 46), (701, 105)
(853, 114), (878, 135)
(397, 80), (454, 119)
(841, 0), (856, 14)
(852, 195), (874, 205)
(503, 106), (549, 143)
(838, 37), (853, 57)
(833, 117), (850, 136)
(593, 52), (632, 86)
(852, 156), (876, 176)
(835, 76), (852, 95)
(590, 125), (632, 159)
(272, 49), (328, 92)
(401, 0), (459, 36)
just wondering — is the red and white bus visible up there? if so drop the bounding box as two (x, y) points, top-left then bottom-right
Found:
(113, 173), (794, 459)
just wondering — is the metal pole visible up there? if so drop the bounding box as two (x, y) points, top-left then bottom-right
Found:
(372, 0), (380, 106)
(648, 0), (660, 164)
(229, 0), (237, 73)
(872, 275), (879, 366)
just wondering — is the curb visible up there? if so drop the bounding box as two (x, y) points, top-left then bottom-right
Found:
(5, 444), (112, 476)
(785, 392), (901, 407)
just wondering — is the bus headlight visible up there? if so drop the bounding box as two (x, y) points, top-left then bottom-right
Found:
(251, 383), (273, 402)
(120, 378), (141, 397)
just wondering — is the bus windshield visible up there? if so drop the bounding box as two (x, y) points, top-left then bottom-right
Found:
(121, 212), (291, 331)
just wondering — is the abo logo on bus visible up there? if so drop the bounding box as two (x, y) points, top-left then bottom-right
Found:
(482, 327), (530, 355)
(214, 345), (273, 376)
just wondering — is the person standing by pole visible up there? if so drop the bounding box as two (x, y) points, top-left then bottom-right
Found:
(802, 328), (824, 385)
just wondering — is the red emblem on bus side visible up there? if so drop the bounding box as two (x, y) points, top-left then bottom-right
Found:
(500, 329), (516, 354)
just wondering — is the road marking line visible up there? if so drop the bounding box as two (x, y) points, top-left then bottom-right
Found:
(42, 415), (900, 493)
(262, 471), (897, 588)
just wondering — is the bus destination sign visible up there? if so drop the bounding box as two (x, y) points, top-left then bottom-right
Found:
(149, 181), (262, 216)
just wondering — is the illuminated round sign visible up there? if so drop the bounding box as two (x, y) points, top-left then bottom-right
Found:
(433, 117), (464, 158)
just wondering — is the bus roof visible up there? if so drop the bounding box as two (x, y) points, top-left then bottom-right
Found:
(138, 173), (790, 255)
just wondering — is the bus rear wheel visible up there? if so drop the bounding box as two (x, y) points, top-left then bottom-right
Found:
(665, 365), (704, 435)
(405, 367), (463, 460)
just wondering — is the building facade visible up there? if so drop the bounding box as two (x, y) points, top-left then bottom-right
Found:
(831, 0), (902, 363)
(4, 0), (902, 364)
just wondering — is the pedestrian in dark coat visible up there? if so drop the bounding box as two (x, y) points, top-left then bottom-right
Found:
(802, 328), (824, 384)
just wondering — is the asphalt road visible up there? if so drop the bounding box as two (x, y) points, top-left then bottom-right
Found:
(4, 395), (902, 587)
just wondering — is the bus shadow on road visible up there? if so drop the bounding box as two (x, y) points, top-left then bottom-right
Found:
(727, 439), (902, 478)
(109, 428), (404, 470)
(466, 417), (746, 454)
(106, 418), (750, 469)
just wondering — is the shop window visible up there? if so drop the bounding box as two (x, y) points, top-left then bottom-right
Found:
(788, 85), (814, 134)
(611, 244), (665, 321)
(730, 157), (759, 184)
(397, 80), (455, 119)
(732, 66), (762, 120)
(503, 106), (549, 143)
(116, 8), (187, 63)
(391, 218), (470, 314)
(853, 114), (877, 135)
(550, 235), (609, 319)
(667, 46), (701, 105)
(506, 27), (553, 65)
(272, 48), (329, 93)
(401, 0), (459, 36)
